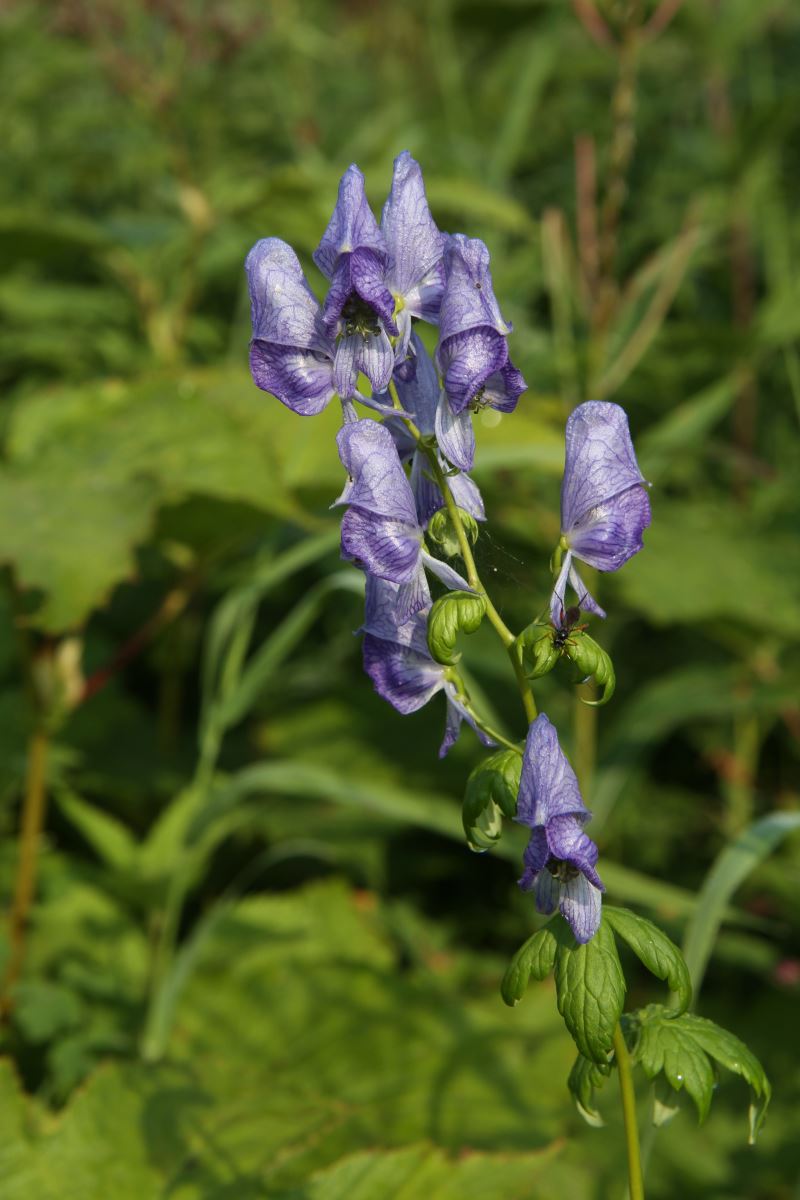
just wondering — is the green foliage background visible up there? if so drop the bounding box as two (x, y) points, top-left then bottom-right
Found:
(0, 0), (799, 1195)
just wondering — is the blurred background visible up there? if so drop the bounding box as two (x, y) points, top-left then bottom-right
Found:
(0, 0), (799, 1196)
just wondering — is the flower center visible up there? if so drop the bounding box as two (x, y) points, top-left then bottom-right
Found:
(546, 855), (579, 883)
(468, 386), (489, 412)
(342, 294), (381, 338)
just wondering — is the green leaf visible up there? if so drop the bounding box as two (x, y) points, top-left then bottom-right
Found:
(682, 811), (800, 999)
(553, 917), (626, 1064)
(635, 1007), (771, 1140)
(426, 590), (486, 665)
(567, 1054), (612, 1128)
(462, 748), (522, 851)
(54, 789), (137, 873)
(274, 1143), (566, 1200)
(501, 925), (558, 1007)
(604, 906), (691, 1013)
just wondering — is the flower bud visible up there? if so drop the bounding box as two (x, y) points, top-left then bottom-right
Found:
(427, 506), (479, 560)
(462, 747), (522, 851)
(426, 590), (486, 665)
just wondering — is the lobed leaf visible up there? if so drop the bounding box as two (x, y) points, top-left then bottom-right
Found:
(567, 1054), (612, 1128)
(501, 925), (558, 1007)
(553, 917), (626, 1064)
(603, 906), (691, 1013)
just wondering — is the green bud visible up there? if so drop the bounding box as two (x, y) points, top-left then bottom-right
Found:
(563, 630), (616, 705)
(427, 507), (479, 559)
(515, 623), (560, 680)
(427, 590), (486, 665)
(462, 747), (522, 851)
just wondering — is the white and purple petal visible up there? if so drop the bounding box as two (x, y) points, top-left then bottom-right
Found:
(437, 234), (511, 343)
(313, 164), (386, 280)
(561, 401), (650, 537)
(567, 484), (652, 572)
(336, 420), (418, 523)
(363, 632), (444, 715)
(381, 151), (445, 318)
(435, 390), (476, 470)
(515, 713), (590, 829)
(437, 327), (509, 415)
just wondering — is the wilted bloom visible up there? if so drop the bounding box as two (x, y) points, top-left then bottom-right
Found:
(335, 419), (470, 622)
(515, 713), (604, 943)
(435, 235), (526, 467)
(551, 400), (651, 622)
(387, 333), (485, 526)
(361, 576), (493, 758)
(246, 238), (337, 416)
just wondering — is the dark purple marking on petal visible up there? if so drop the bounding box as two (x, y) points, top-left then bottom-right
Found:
(545, 814), (604, 891)
(363, 632), (444, 715)
(341, 508), (422, 583)
(382, 152), (444, 311)
(519, 826), (549, 891)
(437, 327), (508, 414)
(394, 332), (439, 436)
(567, 484), (652, 572)
(561, 401), (649, 534)
(249, 341), (334, 415)
(435, 390), (476, 470)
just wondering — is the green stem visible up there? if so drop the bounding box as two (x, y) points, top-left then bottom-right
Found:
(1, 726), (49, 1019)
(387, 382), (537, 725)
(613, 1022), (645, 1200)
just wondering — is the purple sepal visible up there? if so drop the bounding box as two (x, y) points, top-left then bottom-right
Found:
(336, 419), (418, 522)
(437, 327), (508, 415)
(363, 628), (443, 714)
(550, 553), (606, 625)
(515, 714), (604, 945)
(435, 390), (476, 470)
(439, 685), (495, 759)
(479, 359), (527, 414)
(340, 508), (422, 583)
(420, 550), (472, 593)
(561, 401), (651, 569)
(409, 450), (484, 528)
(393, 332), (439, 436)
(437, 234), (511, 343)
(245, 237), (336, 414)
(321, 247), (398, 337)
(313, 164), (386, 280)
(382, 151), (445, 321)
(333, 328), (394, 399)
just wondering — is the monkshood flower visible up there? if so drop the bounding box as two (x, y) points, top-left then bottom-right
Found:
(335, 419), (471, 622)
(313, 155), (444, 400)
(246, 238), (337, 416)
(551, 400), (651, 623)
(435, 235), (526, 469)
(386, 333), (485, 527)
(515, 713), (604, 943)
(361, 576), (493, 758)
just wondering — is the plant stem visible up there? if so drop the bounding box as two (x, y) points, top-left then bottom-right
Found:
(387, 381), (537, 725)
(1, 726), (49, 1019)
(613, 1022), (645, 1200)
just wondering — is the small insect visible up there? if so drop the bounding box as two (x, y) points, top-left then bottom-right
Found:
(552, 602), (588, 651)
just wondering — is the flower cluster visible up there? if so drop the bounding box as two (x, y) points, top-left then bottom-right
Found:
(246, 153), (651, 944)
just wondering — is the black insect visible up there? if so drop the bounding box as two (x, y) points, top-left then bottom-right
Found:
(552, 603), (587, 651)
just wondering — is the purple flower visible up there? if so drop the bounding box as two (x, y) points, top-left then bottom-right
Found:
(387, 333), (485, 526)
(362, 577), (493, 758)
(435, 235), (526, 457)
(313, 165), (396, 400)
(245, 238), (337, 416)
(335, 419), (471, 622)
(551, 401), (651, 622)
(515, 714), (604, 944)
(381, 151), (445, 364)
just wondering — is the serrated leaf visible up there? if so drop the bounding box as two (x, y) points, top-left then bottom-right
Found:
(553, 917), (626, 1064)
(501, 925), (558, 1006)
(604, 906), (691, 1013)
(635, 1007), (771, 1140)
(567, 1054), (611, 1127)
(426, 590), (486, 665)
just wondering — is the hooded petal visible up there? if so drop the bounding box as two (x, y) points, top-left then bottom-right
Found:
(249, 342), (335, 415)
(363, 631), (444, 714)
(437, 234), (511, 343)
(313, 164), (386, 279)
(437, 327), (508, 415)
(336, 419), (418, 523)
(435, 390), (476, 471)
(567, 484), (652, 572)
(516, 713), (590, 828)
(382, 151), (445, 314)
(561, 401), (648, 534)
(245, 238), (330, 352)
